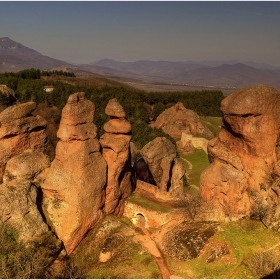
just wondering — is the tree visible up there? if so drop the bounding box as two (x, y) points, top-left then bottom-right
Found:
(178, 194), (202, 221)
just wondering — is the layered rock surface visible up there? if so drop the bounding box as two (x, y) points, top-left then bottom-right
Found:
(152, 102), (213, 139)
(100, 98), (132, 216)
(0, 101), (47, 182)
(200, 85), (280, 223)
(41, 92), (107, 254)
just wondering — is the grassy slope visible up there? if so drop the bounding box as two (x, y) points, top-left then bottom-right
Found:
(178, 116), (221, 190)
(69, 215), (280, 279)
(127, 193), (171, 213)
(200, 116), (222, 137)
(166, 219), (280, 279)
(69, 215), (160, 279)
(180, 149), (210, 189)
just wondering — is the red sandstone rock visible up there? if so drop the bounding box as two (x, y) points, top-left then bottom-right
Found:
(0, 102), (47, 182)
(152, 102), (213, 139)
(105, 98), (126, 118)
(100, 98), (132, 215)
(0, 179), (56, 243)
(170, 158), (185, 197)
(3, 149), (50, 182)
(0, 148), (60, 249)
(200, 85), (280, 221)
(41, 92), (107, 254)
(104, 119), (131, 134)
(176, 139), (195, 155)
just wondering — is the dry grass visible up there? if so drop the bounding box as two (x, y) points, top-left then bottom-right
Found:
(67, 215), (160, 279)
(41, 75), (133, 89)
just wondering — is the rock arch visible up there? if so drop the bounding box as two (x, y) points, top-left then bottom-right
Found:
(133, 212), (147, 228)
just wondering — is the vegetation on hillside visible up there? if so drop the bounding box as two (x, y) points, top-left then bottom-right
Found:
(0, 68), (224, 148)
(0, 223), (62, 278)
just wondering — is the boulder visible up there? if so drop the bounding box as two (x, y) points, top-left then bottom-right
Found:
(170, 158), (185, 197)
(159, 221), (219, 261)
(152, 102), (213, 139)
(0, 179), (53, 243)
(200, 85), (280, 222)
(104, 119), (131, 134)
(41, 92), (107, 254)
(0, 102), (47, 182)
(100, 98), (132, 216)
(176, 139), (195, 155)
(0, 147), (59, 249)
(141, 137), (180, 193)
(3, 149), (50, 182)
(0, 85), (16, 112)
(0, 84), (15, 97)
(105, 98), (126, 118)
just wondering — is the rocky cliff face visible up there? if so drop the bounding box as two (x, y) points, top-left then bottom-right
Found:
(41, 92), (107, 254)
(100, 98), (132, 216)
(0, 102), (47, 182)
(200, 85), (280, 226)
(152, 102), (213, 139)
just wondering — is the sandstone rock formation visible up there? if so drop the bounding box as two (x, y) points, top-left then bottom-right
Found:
(200, 85), (280, 224)
(152, 102), (214, 139)
(33, 102), (61, 161)
(141, 137), (184, 195)
(0, 179), (52, 243)
(0, 149), (55, 245)
(170, 158), (186, 197)
(176, 139), (195, 155)
(41, 92), (107, 254)
(0, 85), (16, 112)
(0, 101), (47, 182)
(3, 149), (50, 182)
(159, 221), (219, 261)
(0, 84), (15, 96)
(100, 98), (132, 216)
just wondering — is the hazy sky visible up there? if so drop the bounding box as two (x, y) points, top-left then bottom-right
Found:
(1, 1), (280, 66)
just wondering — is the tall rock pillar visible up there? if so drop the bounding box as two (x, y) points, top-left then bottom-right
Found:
(100, 98), (132, 216)
(41, 92), (107, 254)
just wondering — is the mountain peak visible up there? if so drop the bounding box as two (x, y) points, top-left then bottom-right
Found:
(1, 37), (11, 41)
(0, 37), (41, 55)
(0, 37), (66, 72)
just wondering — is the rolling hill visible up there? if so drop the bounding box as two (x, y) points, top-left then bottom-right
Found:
(1, 37), (280, 90)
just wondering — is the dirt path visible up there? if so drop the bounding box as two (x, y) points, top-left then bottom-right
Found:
(136, 226), (171, 279)
(133, 217), (187, 279)
(181, 158), (193, 169)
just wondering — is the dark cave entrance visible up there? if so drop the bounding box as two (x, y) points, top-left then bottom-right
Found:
(132, 158), (156, 190)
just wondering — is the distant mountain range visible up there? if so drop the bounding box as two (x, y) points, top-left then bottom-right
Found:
(1, 37), (280, 90)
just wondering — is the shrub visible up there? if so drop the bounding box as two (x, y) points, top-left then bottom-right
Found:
(0, 223), (62, 278)
(244, 251), (280, 278)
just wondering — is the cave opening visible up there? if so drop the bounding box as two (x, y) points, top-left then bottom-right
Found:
(132, 158), (156, 189)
